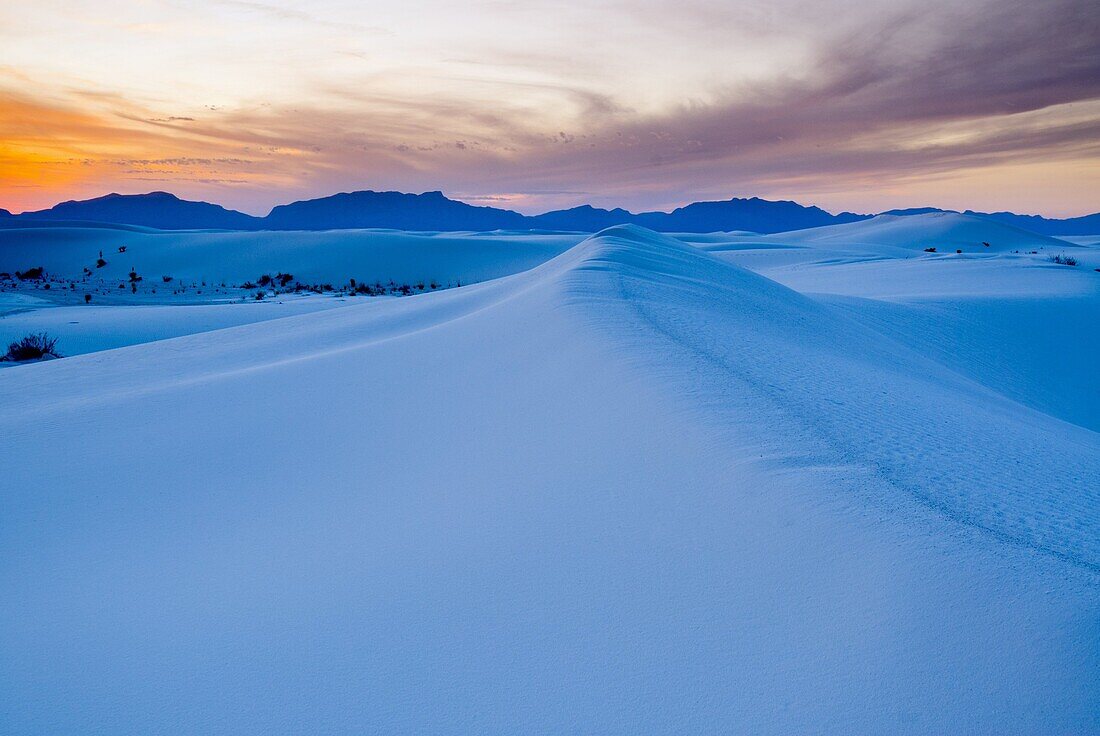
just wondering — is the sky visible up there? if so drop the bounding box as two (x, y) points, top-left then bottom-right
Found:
(1, 0), (1098, 217)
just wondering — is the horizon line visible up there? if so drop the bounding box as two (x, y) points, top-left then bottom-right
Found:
(6, 188), (1098, 221)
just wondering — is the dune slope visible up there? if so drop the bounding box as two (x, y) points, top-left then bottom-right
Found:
(767, 211), (1071, 253)
(0, 225), (583, 286)
(1, 225), (1097, 734)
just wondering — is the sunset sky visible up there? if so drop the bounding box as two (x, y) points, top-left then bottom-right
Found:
(2, 0), (1098, 216)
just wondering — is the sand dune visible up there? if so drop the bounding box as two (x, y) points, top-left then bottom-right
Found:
(0, 225), (583, 286)
(729, 211), (1072, 253)
(2, 224), (1098, 733)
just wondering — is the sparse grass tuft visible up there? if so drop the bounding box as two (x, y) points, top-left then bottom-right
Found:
(2, 332), (60, 362)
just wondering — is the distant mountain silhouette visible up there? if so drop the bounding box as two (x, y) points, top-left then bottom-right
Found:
(881, 207), (1100, 236)
(6, 190), (1097, 235)
(531, 205), (641, 231)
(263, 190), (530, 231)
(532, 198), (867, 233)
(962, 210), (1100, 236)
(263, 193), (871, 233)
(634, 197), (867, 233)
(15, 192), (260, 230)
(881, 207), (946, 216)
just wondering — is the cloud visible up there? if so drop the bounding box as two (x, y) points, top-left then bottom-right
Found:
(465, 0), (1100, 210)
(1, 0), (1097, 216)
(205, 0), (390, 35)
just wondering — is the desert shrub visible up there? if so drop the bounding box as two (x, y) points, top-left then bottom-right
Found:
(1050, 254), (1078, 267)
(2, 332), (60, 361)
(15, 266), (44, 280)
(254, 291), (265, 300)
(96, 258), (107, 268)
(923, 247), (936, 253)
(162, 275), (173, 283)
(253, 273), (293, 290)
(241, 281), (256, 289)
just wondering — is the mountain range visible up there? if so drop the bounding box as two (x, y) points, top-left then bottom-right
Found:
(3, 190), (1098, 235)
